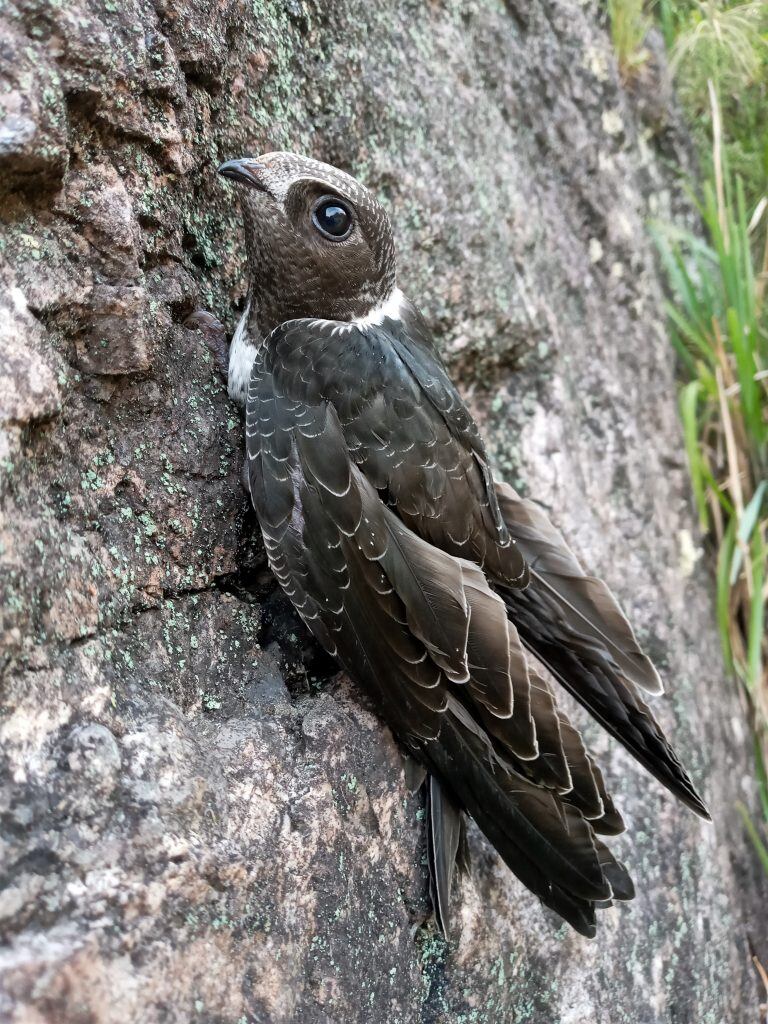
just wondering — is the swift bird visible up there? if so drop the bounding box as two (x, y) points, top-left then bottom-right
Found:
(218, 152), (710, 937)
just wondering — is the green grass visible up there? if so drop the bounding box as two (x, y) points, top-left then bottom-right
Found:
(607, 0), (653, 78)
(607, 1), (768, 204)
(670, 0), (767, 93)
(660, 0), (768, 208)
(606, 0), (768, 873)
(651, 89), (768, 868)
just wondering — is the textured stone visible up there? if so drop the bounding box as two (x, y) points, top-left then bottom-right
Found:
(0, 285), (61, 428)
(0, 0), (766, 1022)
(73, 283), (151, 375)
(0, 22), (68, 189)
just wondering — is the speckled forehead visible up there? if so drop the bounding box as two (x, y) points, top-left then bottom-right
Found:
(256, 151), (375, 209)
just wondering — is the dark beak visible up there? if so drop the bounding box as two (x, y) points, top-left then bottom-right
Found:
(217, 158), (270, 192)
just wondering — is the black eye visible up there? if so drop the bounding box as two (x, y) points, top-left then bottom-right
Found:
(312, 198), (353, 240)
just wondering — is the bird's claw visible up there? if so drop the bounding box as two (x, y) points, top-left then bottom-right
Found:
(184, 309), (229, 384)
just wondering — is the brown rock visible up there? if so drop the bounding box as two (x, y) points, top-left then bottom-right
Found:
(0, 22), (68, 191)
(0, 283), (61, 427)
(74, 284), (150, 375)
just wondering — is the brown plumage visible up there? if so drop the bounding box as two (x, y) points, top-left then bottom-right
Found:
(218, 152), (710, 938)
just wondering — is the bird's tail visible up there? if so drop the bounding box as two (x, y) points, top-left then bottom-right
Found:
(421, 698), (634, 938)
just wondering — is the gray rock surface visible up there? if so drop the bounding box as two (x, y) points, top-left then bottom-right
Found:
(1, 1), (766, 1021)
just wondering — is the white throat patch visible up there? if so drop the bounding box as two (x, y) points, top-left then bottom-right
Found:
(228, 289), (406, 409)
(228, 302), (258, 408)
(352, 287), (405, 328)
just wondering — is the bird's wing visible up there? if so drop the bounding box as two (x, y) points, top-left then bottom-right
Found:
(495, 481), (710, 819)
(263, 309), (528, 588)
(496, 482), (663, 694)
(245, 348), (632, 934)
(246, 347), (525, 739)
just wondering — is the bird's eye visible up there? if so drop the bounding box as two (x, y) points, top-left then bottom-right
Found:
(311, 198), (353, 240)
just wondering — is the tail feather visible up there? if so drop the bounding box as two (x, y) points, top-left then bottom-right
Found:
(595, 838), (635, 902)
(503, 590), (710, 819)
(425, 774), (464, 936)
(558, 713), (626, 835)
(419, 700), (632, 936)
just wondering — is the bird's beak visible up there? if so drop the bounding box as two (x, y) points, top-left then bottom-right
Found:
(217, 158), (270, 193)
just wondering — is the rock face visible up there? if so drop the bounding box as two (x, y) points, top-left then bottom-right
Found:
(1, 1), (766, 1021)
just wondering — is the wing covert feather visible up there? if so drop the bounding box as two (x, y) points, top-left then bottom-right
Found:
(265, 311), (528, 587)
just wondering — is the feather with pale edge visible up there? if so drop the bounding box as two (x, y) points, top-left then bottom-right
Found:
(241, 304), (709, 940)
(494, 481), (710, 819)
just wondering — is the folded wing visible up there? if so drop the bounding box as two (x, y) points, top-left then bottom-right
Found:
(246, 347), (635, 933)
(494, 481), (710, 820)
(266, 310), (528, 588)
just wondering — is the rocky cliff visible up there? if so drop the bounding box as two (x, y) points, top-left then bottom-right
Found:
(1, 1), (766, 1021)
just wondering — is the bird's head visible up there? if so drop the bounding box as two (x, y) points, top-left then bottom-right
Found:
(218, 152), (398, 335)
